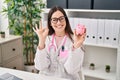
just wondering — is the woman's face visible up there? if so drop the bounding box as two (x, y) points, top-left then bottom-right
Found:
(51, 10), (66, 34)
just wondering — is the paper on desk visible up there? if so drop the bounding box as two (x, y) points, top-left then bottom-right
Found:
(34, 74), (70, 80)
(0, 73), (22, 80)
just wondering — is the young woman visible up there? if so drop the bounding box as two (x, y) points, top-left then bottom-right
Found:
(33, 6), (86, 80)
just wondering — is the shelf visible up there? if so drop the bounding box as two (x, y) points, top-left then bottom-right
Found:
(42, 8), (120, 19)
(84, 43), (118, 49)
(83, 67), (116, 80)
(43, 8), (120, 13)
(66, 9), (120, 13)
(66, 9), (120, 19)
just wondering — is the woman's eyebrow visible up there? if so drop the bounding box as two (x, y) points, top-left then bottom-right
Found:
(51, 16), (64, 19)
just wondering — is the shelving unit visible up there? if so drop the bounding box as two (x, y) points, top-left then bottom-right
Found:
(41, 9), (120, 80)
(66, 9), (120, 80)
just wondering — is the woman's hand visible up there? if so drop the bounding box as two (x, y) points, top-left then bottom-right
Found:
(73, 29), (86, 49)
(33, 21), (49, 49)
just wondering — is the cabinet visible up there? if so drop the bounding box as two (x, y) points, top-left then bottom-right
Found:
(41, 9), (120, 80)
(68, 0), (91, 9)
(47, 0), (91, 9)
(0, 35), (24, 70)
(94, 0), (120, 10)
(47, 0), (67, 8)
(47, 0), (120, 10)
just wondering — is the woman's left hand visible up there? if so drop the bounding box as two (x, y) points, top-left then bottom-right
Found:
(73, 29), (86, 49)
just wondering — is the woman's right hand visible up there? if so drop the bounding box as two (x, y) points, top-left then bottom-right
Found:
(33, 21), (49, 49)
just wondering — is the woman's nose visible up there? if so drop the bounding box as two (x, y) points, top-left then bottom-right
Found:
(56, 20), (61, 24)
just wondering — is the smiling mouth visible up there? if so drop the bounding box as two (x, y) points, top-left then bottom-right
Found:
(57, 25), (63, 29)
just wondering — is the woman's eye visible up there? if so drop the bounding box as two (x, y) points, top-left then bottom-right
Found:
(60, 18), (63, 20)
(52, 19), (57, 21)
(60, 17), (65, 21)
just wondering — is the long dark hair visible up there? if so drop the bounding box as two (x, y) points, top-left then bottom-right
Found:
(47, 6), (73, 42)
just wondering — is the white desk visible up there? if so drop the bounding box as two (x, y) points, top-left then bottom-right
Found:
(0, 67), (69, 80)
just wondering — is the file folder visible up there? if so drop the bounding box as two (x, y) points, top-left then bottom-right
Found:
(104, 19), (113, 46)
(69, 17), (75, 31)
(97, 19), (105, 45)
(111, 20), (120, 46)
(79, 18), (91, 44)
(74, 18), (79, 29)
(89, 19), (98, 44)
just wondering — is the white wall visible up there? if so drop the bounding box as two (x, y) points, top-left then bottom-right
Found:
(43, 0), (47, 8)
(0, 0), (9, 36)
(0, 0), (2, 31)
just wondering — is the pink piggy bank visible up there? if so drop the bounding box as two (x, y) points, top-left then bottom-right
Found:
(76, 24), (86, 35)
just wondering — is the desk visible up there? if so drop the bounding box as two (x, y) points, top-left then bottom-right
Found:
(0, 67), (69, 80)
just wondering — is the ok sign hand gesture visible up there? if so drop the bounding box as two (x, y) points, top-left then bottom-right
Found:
(33, 21), (49, 49)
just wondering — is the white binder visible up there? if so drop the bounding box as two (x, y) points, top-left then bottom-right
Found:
(74, 18), (79, 29)
(111, 20), (120, 46)
(69, 17), (75, 31)
(97, 19), (105, 45)
(89, 19), (98, 44)
(79, 18), (91, 44)
(104, 19), (113, 46)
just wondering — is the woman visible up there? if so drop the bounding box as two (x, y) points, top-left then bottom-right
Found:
(33, 6), (86, 80)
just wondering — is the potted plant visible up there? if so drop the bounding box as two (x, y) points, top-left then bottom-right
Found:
(89, 63), (95, 70)
(0, 31), (5, 38)
(105, 65), (110, 73)
(2, 0), (45, 72)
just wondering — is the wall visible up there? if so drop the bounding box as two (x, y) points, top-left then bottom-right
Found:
(0, 0), (9, 36)
(0, 0), (2, 31)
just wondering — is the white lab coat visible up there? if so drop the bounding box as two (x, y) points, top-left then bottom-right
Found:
(34, 35), (85, 80)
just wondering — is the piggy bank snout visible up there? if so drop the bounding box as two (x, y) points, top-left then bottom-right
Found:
(76, 24), (85, 35)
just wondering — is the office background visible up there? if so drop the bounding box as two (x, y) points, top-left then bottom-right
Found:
(0, 0), (120, 80)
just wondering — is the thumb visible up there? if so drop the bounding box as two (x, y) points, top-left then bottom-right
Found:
(73, 29), (77, 36)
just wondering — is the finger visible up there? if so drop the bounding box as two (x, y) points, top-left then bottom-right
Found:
(39, 20), (42, 29)
(82, 32), (86, 38)
(35, 24), (39, 30)
(45, 27), (49, 31)
(84, 28), (86, 33)
(73, 29), (77, 36)
(81, 33), (86, 39)
(32, 27), (36, 32)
